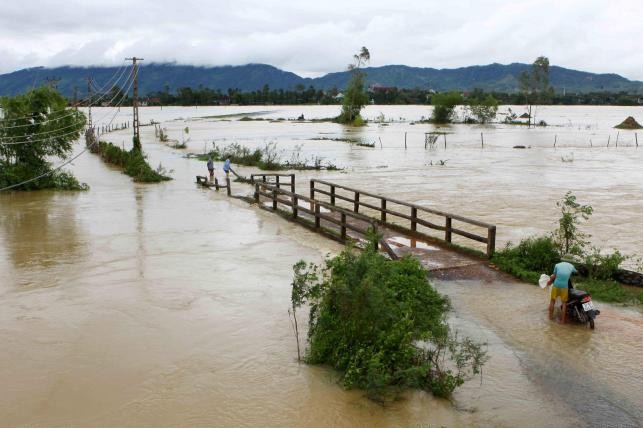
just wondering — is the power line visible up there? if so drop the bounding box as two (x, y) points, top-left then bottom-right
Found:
(0, 62), (130, 130)
(0, 90), (129, 192)
(0, 72), (134, 145)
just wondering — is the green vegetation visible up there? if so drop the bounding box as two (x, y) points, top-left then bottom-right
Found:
(466, 94), (499, 123)
(0, 86), (87, 190)
(97, 141), (172, 183)
(519, 56), (553, 126)
(196, 142), (339, 171)
(290, 241), (487, 401)
(338, 47), (370, 125)
(430, 91), (464, 123)
(554, 191), (593, 256)
(492, 192), (641, 305)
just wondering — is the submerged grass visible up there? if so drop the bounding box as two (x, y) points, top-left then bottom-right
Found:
(195, 142), (339, 171)
(97, 141), (172, 183)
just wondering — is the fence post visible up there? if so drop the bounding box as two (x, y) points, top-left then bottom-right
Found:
(341, 213), (346, 240)
(381, 199), (387, 223)
(411, 207), (417, 232)
(254, 182), (259, 202)
(487, 226), (496, 258)
(330, 185), (336, 205)
(272, 188), (277, 210)
(372, 222), (379, 251)
(290, 174), (295, 193)
(214, 177), (219, 190)
(226, 177), (231, 196)
(276, 175), (280, 189)
(314, 203), (320, 229)
(293, 195), (298, 218)
(354, 192), (360, 213)
(310, 180), (315, 199)
(445, 217), (452, 243)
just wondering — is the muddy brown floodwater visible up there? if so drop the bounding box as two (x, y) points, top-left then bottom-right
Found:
(1, 105), (641, 427)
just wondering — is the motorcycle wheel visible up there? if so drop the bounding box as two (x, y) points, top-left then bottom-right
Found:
(589, 318), (595, 329)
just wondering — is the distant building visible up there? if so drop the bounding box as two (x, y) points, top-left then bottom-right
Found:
(334, 92), (344, 100)
(368, 83), (396, 94)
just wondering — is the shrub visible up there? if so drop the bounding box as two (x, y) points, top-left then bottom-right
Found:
(97, 141), (171, 183)
(492, 236), (561, 283)
(583, 247), (626, 280)
(430, 92), (464, 123)
(290, 242), (487, 401)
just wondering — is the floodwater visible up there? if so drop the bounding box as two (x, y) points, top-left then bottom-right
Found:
(1, 105), (642, 427)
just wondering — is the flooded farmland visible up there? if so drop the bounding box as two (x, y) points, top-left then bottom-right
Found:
(1, 105), (641, 427)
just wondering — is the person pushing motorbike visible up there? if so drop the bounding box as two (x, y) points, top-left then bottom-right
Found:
(547, 261), (578, 324)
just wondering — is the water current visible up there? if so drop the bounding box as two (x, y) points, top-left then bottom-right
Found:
(0, 105), (641, 427)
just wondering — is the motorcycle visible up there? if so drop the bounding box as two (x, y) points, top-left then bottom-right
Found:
(566, 279), (600, 329)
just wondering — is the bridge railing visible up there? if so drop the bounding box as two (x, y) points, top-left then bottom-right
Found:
(250, 173), (295, 193)
(310, 179), (496, 257)
(254, 181), (397, 257)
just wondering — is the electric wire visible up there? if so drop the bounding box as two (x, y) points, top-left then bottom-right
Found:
(1, 68), (134, 145)
(0, 74), (132, 146)
(0, 90), (130, 192)
(0, 62), (130, 130)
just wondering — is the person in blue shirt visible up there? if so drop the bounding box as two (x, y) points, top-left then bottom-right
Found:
(547, 261), (578, 324)
(223, 158), (231, 177)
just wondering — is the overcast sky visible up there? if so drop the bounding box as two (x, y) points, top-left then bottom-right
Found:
(1, 0), (642, 80)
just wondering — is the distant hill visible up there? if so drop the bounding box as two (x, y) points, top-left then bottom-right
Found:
(1, 62), (641, 97)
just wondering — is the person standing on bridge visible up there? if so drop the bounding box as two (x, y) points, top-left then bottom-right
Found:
(547, 261), (577, 324)
(207, 157), (214, 181)
(223, 158), (231, 178)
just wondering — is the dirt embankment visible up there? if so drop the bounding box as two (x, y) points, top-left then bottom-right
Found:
(614, 116), (643, 129)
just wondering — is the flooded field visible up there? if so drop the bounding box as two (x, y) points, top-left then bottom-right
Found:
(1, 105), (642, 427)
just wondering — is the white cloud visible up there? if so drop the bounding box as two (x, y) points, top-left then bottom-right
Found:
(1, 0), (642, 80)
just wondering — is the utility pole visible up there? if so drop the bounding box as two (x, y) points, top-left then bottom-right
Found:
(46, 76), (61, 90)
(86, 77), (93, 130)
(125, 57), (143, 151)
(73, 86), (79, 108)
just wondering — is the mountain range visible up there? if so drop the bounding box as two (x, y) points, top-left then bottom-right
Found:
(1, 62), (641, 97)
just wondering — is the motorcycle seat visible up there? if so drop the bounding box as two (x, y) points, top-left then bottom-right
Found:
(569, 288), (588, 300)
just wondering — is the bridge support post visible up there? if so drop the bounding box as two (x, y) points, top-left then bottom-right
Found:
(354, 192), (360, 213)
(290, 174), (295, 193)
(314, 203), (320, 229)
(341, 213), (346, 240)
(226, 177), (231, 196)
(293, 195), (298, 218)
(254, 183), (259, 202)
(411, 207), (417, 232)
(330, 185), (335, 205)
(445, 217), (452, 243)
(487, 226), (496, 258)
(381, 199), (387, 223)
(272, 188), (277, 210)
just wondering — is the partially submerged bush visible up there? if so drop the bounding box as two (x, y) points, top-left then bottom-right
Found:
(197, 142), (339, 171)
(492, 236), (560, 283)
(97, 141), (172, 183)
(290, 243), (487, 401)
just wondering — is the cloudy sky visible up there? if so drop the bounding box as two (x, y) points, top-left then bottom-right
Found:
(1, 0), (642, 80)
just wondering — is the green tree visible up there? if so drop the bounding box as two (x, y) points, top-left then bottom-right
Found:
(519, 56), (552, 126)
(467, 94), (499, 123)
(338, 47), (370, 125)
(0, 86), (87, 190)
(290, 240), (487, 401)
(430, 91), (464, 123)
(553, 191), (593, 256)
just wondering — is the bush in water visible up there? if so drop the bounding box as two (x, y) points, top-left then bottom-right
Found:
(290, 237), (487, 401)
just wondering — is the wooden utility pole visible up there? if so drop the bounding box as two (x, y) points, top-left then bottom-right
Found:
(126, 57), (144, 151)
(86, 77), (93, 130)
